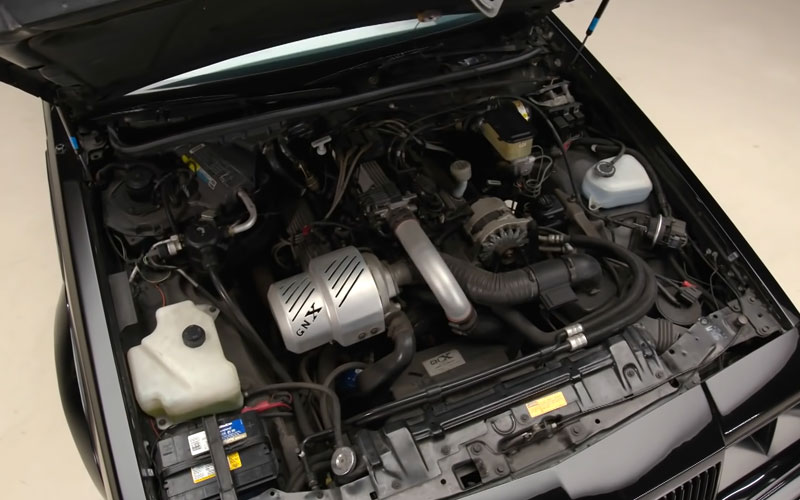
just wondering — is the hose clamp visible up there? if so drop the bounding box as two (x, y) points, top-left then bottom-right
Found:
(562, 256), (578, 282)
(565, 323), (587, 351)
(650, 214), (664, 247)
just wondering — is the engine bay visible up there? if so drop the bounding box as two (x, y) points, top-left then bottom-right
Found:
(73, 16), (789, 500)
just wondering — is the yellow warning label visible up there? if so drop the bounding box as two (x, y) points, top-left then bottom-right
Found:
(190, 452), (243, 484)
(227, 452), (242, 470)
(525, 391), (568, 418)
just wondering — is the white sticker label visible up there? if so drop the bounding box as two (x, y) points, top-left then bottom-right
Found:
(191, 463), (216, 483)
(190, 453), (243, 484)
(423, 349), (466, 377)
(187, 431), (209, 456)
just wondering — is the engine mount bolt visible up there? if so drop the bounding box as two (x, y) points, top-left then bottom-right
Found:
(470, 443), (482, 454)
(761, 326), (770, 333)
(735, 315), (749, 327)
(496, 465), (506, 474)
(520, 414), (530, 422)
(699, 318), (709, 325)
(391, 480), (401, 490)
(370, 327), (379, 334)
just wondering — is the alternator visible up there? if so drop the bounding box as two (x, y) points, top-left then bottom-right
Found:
(464, 197), (530, 263)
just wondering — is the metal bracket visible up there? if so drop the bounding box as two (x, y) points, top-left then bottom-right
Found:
(471, 0), (504, 18)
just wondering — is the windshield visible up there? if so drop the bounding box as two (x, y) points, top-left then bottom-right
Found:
(130, 14), (481, 95)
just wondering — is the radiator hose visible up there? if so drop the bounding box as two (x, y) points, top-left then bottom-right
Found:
(356, 312), (416, 395)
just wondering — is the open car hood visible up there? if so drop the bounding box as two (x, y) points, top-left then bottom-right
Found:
(0, 0), (562, 112)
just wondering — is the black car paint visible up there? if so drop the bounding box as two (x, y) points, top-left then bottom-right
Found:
(718, 435), (800, 500)
(54, 286), (103, 491)
(50, 11), (800, 500)
(47, 104), (148, 499)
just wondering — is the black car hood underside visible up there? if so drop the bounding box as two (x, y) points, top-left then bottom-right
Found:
(0, 0), (562, 111)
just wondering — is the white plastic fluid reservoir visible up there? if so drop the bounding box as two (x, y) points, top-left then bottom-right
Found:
(581, 154), (653, 209)
(127, 301), (243, 423)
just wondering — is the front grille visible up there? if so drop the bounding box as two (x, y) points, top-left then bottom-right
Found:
(658, 463), (720, 500)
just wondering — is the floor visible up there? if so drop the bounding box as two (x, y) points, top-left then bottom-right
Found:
(0, 1), (797, 498)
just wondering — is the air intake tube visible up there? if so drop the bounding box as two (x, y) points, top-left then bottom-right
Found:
(441, 253), (602, 306)
(389, 210), (476, 330)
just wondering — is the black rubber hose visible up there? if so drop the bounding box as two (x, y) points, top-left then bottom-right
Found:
(207, 268), (293, 383)
(293, 393), (316, 439)
(319, 361), (367, 430)
(357, 313), (416, 395)
(562, 235), (657, 347)
(441, 254), (602, 306)
(491, 306), (559, 346)
(491, 237), (651, 351)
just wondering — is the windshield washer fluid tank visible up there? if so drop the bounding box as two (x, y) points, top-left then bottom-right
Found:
(581, 154), (653, 209)
(127, 301), (243, 423)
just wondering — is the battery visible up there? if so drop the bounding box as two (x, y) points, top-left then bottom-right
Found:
(155, 412), (279, 500)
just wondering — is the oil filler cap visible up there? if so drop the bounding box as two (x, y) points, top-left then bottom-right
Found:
(182, 324), (206, 348)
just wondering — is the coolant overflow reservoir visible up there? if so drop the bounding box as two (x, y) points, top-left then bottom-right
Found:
(581, 154), (653, 209)
(127, 301), (243, 424)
